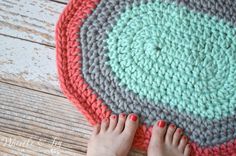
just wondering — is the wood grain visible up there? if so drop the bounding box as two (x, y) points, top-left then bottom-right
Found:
(0, 0), (69, 94)
(0, 0), (65, 46)
(0, 82), (146, 156)
(0, 35), (61, 95)
(0, 131), (86, 156)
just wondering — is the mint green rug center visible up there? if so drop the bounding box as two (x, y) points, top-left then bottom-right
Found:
(106, 1), (236, 119)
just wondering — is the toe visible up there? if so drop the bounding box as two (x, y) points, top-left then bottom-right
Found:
(184, 144), (191, 156)
(92, 124), (100, 136)
(150, 120), (167, 146)
(100, 118), (109, 133)
(178, 135), (188, 152)
(114, 113), (127, 133)
(123, 114), (139, 136)
(108, 114), (117, 131)
(165, 123), (176, 145)
(172, 128), (183, 146)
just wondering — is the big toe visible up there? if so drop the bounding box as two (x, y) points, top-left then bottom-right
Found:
(122, 114), (139, 137)
(149, 120), (167, 147)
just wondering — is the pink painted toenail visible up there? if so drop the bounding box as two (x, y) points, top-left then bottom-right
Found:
(177, 129), (182, 133)
(170, 124), (176, 129)
(120, 113), (126, 118)
(186, 144), (192, 151)
(111, 115), (116, 119)
(104, 118), (108, 122)
(157, 120), (166, 128)
(187, 144), (192, 150)
(182, 136), (187, 140)
(130, 114), (137, 121)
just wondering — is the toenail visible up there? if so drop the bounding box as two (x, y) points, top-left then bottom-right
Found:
(182, 136), (187, 140)
(104, 118), (109, 122)
(189, 144), (192, 149)
(186, 144), (191, 150)
(177, 129), (182, 133)
(157, 120), (166, 128)
(170, 124), (176, 129)
(111, 115), (116, 119)
(130, 114), (137, 121)
(120, 113), (126, 118)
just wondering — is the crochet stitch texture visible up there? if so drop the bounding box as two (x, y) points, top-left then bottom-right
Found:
(56, 0), (236, 155)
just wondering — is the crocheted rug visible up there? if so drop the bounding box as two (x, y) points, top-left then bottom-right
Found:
(55, 0), (236, 155)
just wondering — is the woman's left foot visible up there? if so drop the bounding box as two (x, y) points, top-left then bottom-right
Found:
(86, 113), (139, 156)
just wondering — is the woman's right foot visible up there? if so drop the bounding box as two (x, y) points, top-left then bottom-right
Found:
(87, 113), (139, 156)
(148, 120), (191, 156)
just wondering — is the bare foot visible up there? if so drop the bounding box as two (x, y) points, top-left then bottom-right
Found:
(148, 120), (191, 156)
(87, 113), (139, 156)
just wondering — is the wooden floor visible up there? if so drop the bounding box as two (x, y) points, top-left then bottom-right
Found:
(0, 0), (146, 155)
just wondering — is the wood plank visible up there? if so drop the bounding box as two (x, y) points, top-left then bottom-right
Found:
(0, 0), (65, 46)
(0, 0), (65, 92)
(0, 82), (91, 154)
(0, 35), (61, 95)
(0, 131), (86, 156)
(0, 82), (146, 156)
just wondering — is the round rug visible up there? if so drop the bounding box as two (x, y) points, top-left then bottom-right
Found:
(55, 0), (236, 155)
